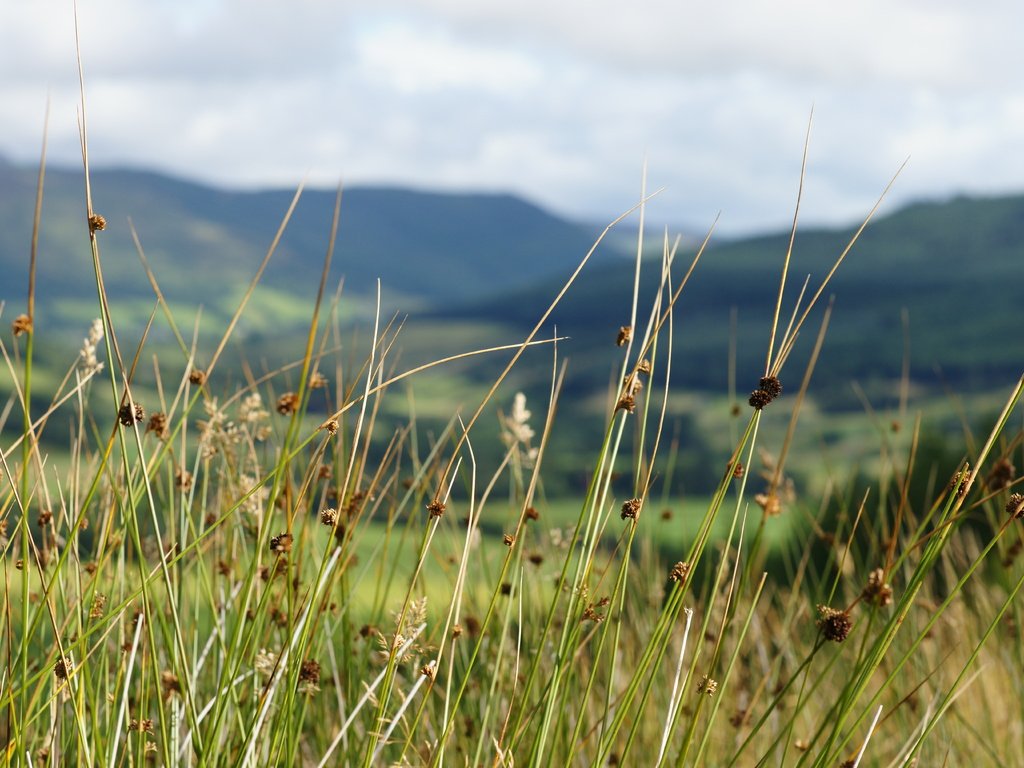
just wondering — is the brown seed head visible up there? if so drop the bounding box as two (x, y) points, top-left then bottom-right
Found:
(1007, 493), (1024, 520)
(755, 492), (782, 517)
(502, 533), (515, 546)
(309, 371), (328, 389)
(732, 461), (745, 478)
(987, 458), (1016, 492)
(636, 359), (652, 376)
(669, 561), (690, 583)
(320, 418), (339, 435)
(525, 506), (540, 521)
(615, 325), (632, 346)
(188, 368), (207, 386)
(862, 568), (893, 607)
(37, 510), (53, 527)
(88, 213), (107, 233)
(146, 412), (168, 438)
(12, 314), (32, 337)
(748, 388), (773, 410)
(174, 469), (193, 492)
(161, 671), (182, 696)
(528, 552), (544, 566)
(759, 375), (782, 400)
(118, 402), (145, 427)
(420, 660), (437, 681)
(620, 497), (642, 520)
(817, 605), (853, 643)
(500, 582), (513, 596)
(615, 393), (637, 414)
(427, 499), (446, 519)
(947, 466), (972, 501)
(270, 533), (293, 554)
(320, 507), (338, 526)
(660, 508), (673, 521)
(299, 659), (321, 686)
(276, 392), (299, 415)
(54, 657), (73, 680)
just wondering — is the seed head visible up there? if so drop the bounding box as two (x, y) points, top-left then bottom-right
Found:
(987, 458), (1015, 491)
(146, 412), (168, 438)
(298, 659), (321, 693)
(427, 499), (446, 519)
(669, 561), (690, 583)
(862, 568), (893, 607)
(309, 371), (328, 389)
(525, 506), (540, 521)
(502, 533), (515, 546)
(748, 389), (773, 410)
(615, 326), (632, 346)
(54, 656), (73, 681)
(174, 469), (193, 492)
(276, 392), (299, 415)
(89, 593), (107, 619)
(320, 418), (339, 435)
(320, 508), (338, 526)
(615, 393), (637, 414)
(420, 660), (437, 681)
(759, 375), (782, 400)
(88, 213), (107, 233)
(620, 497), (642, 520)
(270, 533), (293, 554)
(118, 402), (145, 427)
(817, 605), (853, 643)
(12, 314), (32, 337)
(1007, 493), (1024, 520)
(161, 671), (182, 697)
(697, 674), (719, 696)
(755, 492), (782, 517)
(947, 466), (972, 501)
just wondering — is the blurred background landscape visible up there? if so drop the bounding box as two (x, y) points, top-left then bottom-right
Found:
(2, 0), (1022, 506)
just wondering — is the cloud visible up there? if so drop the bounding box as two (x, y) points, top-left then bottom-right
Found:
(1, 0), (1022, 234)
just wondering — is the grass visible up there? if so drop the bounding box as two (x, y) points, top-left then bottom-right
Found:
(4, 53), (1024, 768)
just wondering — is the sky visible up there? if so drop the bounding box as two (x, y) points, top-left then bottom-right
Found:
(3, 0), (1024, 234)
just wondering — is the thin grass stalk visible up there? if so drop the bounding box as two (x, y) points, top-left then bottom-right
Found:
(692, 572), (769, 766)
(656, 607), (695, 766)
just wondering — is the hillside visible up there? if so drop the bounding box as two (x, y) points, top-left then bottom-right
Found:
(0, 158), (623, 335)
(2, 158), (1022, 404)
(433, 193), (1024, 402)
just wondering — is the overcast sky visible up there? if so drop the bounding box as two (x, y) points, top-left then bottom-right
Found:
(3, 1), (1023, 234)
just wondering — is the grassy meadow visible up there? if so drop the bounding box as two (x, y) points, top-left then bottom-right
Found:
(4, 101), (1024, 768)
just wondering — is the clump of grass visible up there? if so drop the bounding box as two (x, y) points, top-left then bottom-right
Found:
(3, 45), (1024, 768)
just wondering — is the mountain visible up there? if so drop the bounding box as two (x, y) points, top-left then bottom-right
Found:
(2, 158), (1021, 403)
(432, 192), (1024, 401)
(0, 160), (625, 334)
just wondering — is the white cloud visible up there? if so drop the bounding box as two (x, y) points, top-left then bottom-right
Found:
(1, 0), (1022, 233)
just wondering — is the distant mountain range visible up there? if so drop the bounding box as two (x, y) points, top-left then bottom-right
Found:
(2, 156), (1021, 399)
(0, 157), (624, 332)
(440, 191), (1024, 400)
